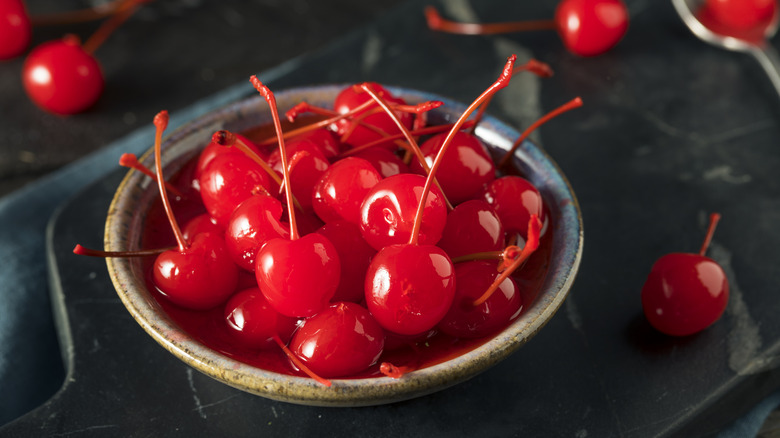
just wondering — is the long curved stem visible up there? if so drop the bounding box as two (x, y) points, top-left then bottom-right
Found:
(409, 55), (517, 245)
(424, 6), (556, 35)
(152, 111), (187, 251)
(251, 77), (299, 240)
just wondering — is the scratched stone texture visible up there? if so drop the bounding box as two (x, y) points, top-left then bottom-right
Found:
(1, 0), (780, 437)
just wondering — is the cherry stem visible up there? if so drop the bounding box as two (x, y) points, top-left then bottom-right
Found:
(497, 97), (583, 169)
(380, 362), (414, 379)
(258, 98), (378, 147)
(272, 335), (332, 387)
(424, 6), (557, 35)
(450, 249), (512, 264)
(73, 244), (173, 257)
(210, 130), (293, 201)
(699, 213), (722, 256)
(152, 111), (187, 251)
(119, 153), (184, 198)
(359, 84), (454, 210)
(338, 120), (476, 158)
(82, 0), (147, 54)
(473, 215), (541, 306)
(470, 59), (554, 134)
(29, 0), (139, 26)
(408, 55), (517, 245)
(251, 77), (299, 240)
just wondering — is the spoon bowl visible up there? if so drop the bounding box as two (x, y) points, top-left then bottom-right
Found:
(672, 0), (780, 96)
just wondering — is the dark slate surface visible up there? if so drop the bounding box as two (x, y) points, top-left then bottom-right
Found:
(2, 0), (780, 436)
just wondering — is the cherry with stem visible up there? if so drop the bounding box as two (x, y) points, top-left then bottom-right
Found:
(251, 76), (341, 318)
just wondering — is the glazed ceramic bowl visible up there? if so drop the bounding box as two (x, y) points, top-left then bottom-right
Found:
(104, 85), (583, 406)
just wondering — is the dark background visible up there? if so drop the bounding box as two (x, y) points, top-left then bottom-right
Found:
(2, 0), (780, 436)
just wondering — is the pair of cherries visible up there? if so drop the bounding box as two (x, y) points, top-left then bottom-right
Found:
(0, 0), (148, 114)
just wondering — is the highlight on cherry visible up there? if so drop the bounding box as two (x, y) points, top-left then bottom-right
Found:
(74, 54), (583, 384)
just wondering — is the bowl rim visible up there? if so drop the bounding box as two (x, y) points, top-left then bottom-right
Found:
(104, 84), (583, 406)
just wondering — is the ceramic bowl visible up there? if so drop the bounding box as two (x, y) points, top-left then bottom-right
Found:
(104, 85), (583, 406)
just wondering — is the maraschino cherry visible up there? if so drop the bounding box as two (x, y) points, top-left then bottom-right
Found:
(223, 287), (298, 350)
(289, 302), (385, 377)
(701, 0), (777, 30)
(641, 213), (730, 336)
(22, 0), (148, 114)
(250, 77), (341, 318)
(425, 0), (629, 57)
(365, 55), (517, 336)
(148, 111), (239, 310)
(0, 0), (30, 60)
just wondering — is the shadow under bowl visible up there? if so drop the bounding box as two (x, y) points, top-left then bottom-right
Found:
(104, 85), (583, 407)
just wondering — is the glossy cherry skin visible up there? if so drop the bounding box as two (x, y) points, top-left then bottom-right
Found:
(268, 139), (330, 212)
(438, 260), (523, 338)
(352, 148), (410, 178)
(255, 233), (340, 318)
(294, 128), (341, 159)
(22, 36), (105, 114)
(199, 153), (276, 228)
(641, 253), (729, 336)
(437, 200), (505, 258)
(317, 220), (377, 303)
(702, 0), (777, 30)
(312, 157), (382, 225)
(365, 244), (456, 335)
(225, 195), (290, 271)
(333, 82), (414, 149)
(224, 287), (299, 349)
(480, 176), (544, 239)
(153, 232), (239, 310)
(182, 214), (223, 243)
(411, 131), (496, 205)
(554, 0), (629, 57)
(194, 133), (266, 182)
(290, 302), (385, 377)
(0, 0), (31, 60)
(360, 173), (448, 250)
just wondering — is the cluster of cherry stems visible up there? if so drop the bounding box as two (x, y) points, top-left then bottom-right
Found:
(77, 55), (582, 384)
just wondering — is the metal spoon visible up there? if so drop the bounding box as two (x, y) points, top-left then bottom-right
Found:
(671, 0), (780, 97)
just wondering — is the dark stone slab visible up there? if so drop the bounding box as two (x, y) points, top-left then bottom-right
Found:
(2, 0), (780, 436)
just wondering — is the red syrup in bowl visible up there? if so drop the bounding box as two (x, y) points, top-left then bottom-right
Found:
(138, 145), (553, 380)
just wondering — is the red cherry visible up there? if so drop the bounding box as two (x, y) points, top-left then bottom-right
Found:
(195, 133), (266, 182)
(352, 148), (410, 178)
(22, 35), (104, 115)
(437, 200), (505, 258)
(701, 0), (777, 30)
(268, 138), (330, 212)
(250, 77), (341, 318)
(438, 260), (523, 338)
(359, 173), (448, 250)
(365, 244), (456, 335)
(480, 176), (545, 239)
(641, 213), (729, 336)
(154, 232), (239, 310)
(290, 302), (385, 377)
(333, 82), (414, 149)
(312, 157), (382, 225)
(0, 0), (31, 60)
(411, 131), (496, 205)
(554, 0), (629, 57)
(317, 220), (377, 303)
(182, 213), (223, 243)
(224, 288), (298, 349)
(143, 112), (238, 310)
(198, 153), (276, 228)
(224, 195), (289, 271)
(293, 128), (341, 159)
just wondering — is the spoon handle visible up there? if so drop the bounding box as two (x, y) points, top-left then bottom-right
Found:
(751, 44), (780, 99)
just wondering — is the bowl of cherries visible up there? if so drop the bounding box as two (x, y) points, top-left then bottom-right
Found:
(98, 55), (583, 406)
